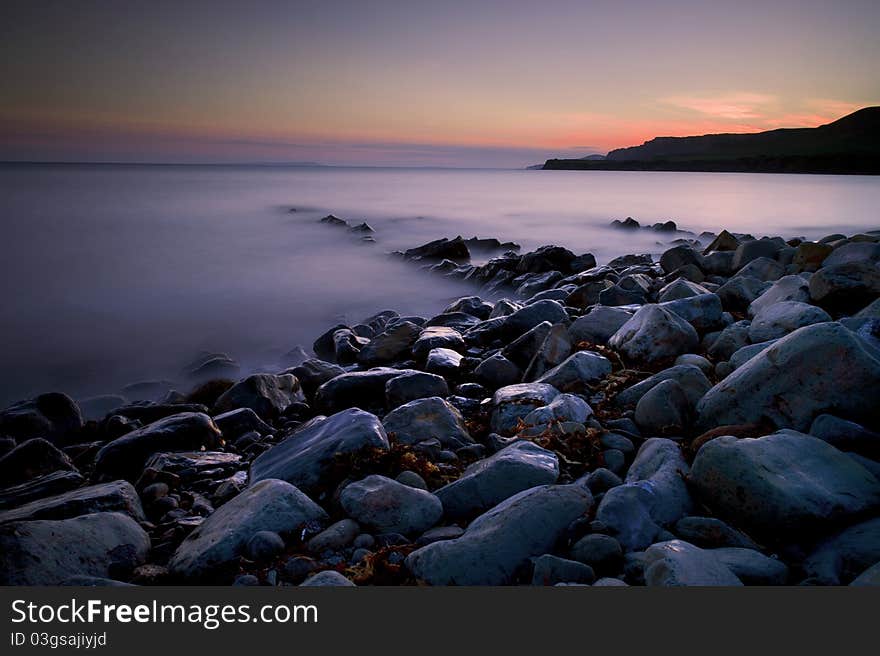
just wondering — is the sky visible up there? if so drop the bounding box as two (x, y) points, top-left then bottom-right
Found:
(2, 0), (879, 167)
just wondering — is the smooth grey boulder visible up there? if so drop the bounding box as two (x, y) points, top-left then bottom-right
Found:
(696, 322), (880, 431)
(809, 414), (880, 459)
(424, 347), (463, 376)
(314, 367), (419, 413)
(405, 484), (593, 585)
(673, 516), (759, 550)
(169, 479), (327, 580)
(435, 441), (559, 518)
(568, 306), (632, 345)
(710, 547), (788, 585)
(0, 512), (150, 585)
(609, 304), (699, 364)
(523, 323), (572, 381)
(213, 408), (273, 439)
(474, 354), (522, 388)
(803, 517), (880, 585)
(531, 554), (595, 585)
(658, 278), (710, 302)
(747, 301), (831, 342)
(850, 561), (880, 586)
(736, 256), (784, 282)
(0, 392), (83, 444)
(717, 276), (769, 313)
(0, 437), (77, 487)
(94, 412), (221, 480)
(690, 433), (880, 537)
(616, 364), (711, 409)
(290, 359), (345, 398)
(300, 570), (356, 587)
(728, 339), (777, 370)
(307, 518), (360, 553)
(747, 274), (811, 318)
(706, 321), (750, 360)
(490, 383), (560, 436)
(534, 351), (612, 392)
(674, 354), (713, 375)
(659, 294), (724, 332)
(213, 374), (304, 419)
(357, 321), (421, 366)
(0, 480), (144, 525)
(385, 371), (449, 408)
(250, 409), (388, 493)
(570, 534), (623, 574)
(732, 238), (783, 270)
(340, 475), (442, 535)
(660, 245), (703, 274)
(501, 321), (552, 369)
(412, 326), (466, 359)
(810, 261), (880, 313)
(634, 379), (691, 436)
(643, 540), (742, 586)
(823, 241), (880, 268)
(522, 393), (593, 426)
(504, 300), (569, 338)
(382, 397), (472, 448)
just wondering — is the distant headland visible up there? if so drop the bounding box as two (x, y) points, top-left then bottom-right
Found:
(543, 107), (880, 174)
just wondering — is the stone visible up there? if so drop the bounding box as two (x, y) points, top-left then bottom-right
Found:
(703, 230), (740, 253)
(522, 393), (593, 426)
(79, 395), (128, 421)
(736, 256), (784, 282)
(850, 561), (880, 586)
(517, 271), (563, 298)
(291, 359), (345, 399)
(702, 251), (735, 276)
(822, 241), (880, 268)
(696, 323), (880, 431)
(94, 413), (222, 481)
(300, 570), (356, 587)
(585, 468), (623, 495)
(566, 280), (611, 308)
(659, 293), (724, 332)
(357, 321), (421, 366)
(809, 414), (880, 460)
(314, 367), (419, 414)
(383, 397), (472, 448)
(609, 304), (699, 365)
(405, 484), (593, 585)
(412, 326), (466, 359)
(213, 408), (273, 439)
(658, 278), (710, 302)
(747, 301), (831, 342)
(690, 432), (880, 538)
(340, 475), (442, 535)
(0, 480), (144, 525)
(250, 409), (389, 493)
(531, 554), (595, 586)
(673, 516), (759, 550)
(616, 364), (711, 409)
(396, 470), (428, 490)
(660, 245), (703, 274)
(810, 262), (880, 313)
(523, 323), (572, 381)
(504, 300), (569, 339)
(706, 321), (751, 360)
(501, 321), (552, 369)
(444, 296), (493, 320)
(732, 238), (783, 270)
(385, 372), (449, 408)
(534, 351), (612, 392)
(747, 274), (812, 318)
(570, 534), (623, 575)
(674, 354), (713, 375)
(710, 547), (788, 585)
(490, 383), (560, 436)
(634, 379), (691, 437)
(0, 392), (82, 444)
(793, 241), (834, 272)
(213, 374), (304, 419)
(169, 479), (328, 580)
(0, 437), (77, 487)
(184, 352), (240, 383)
(568, 306), (632, 345)
(717, 276), (768, 313)
(643, 540), (742, 586)
(803, 518), (880, 585)
(245, 531), (285, 561)
(517, 244), (577, 274)
(0, 471), (84, 510)
(435, 441), (559, 519)
(0, 512), (150, 585)
(474, 354), (522, 388)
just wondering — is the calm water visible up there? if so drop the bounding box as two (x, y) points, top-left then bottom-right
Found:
(2, 164), (879, 406)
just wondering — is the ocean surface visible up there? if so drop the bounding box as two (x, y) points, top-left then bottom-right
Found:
(2, 163), (879, 407)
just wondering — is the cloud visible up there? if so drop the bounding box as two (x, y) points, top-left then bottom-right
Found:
(661, 93), (777, 120)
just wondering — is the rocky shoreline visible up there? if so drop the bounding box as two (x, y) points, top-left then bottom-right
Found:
(2, 221), (880, 586)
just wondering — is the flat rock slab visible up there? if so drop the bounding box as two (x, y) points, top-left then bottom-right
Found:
(0, 480), (144, 524)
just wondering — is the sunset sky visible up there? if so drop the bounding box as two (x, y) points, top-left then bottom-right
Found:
(2, 0), (879, 167)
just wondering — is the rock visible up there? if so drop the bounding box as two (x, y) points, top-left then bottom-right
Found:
(659, 293), (724, 333)
(250, 409), (388, 493)
(0, 471), (85, 510)
(490, 383), (560, 436)
(616, 364), (711, 409)
(424, 347), (463, 376)
(732, 238), (783, 270)
(517, 245), (577, 274)
(592, 577), (629, 586)
(283, 555), (318, 582)
(314, 367), (418, 414)
(0, 392), (82, 444)
(396, 470), (428, 490)
(850, 561), (880, 586)
(79, 395), (128, 421)
(0, 437), (77, 486)
(444, 296), (493, 320)
(0, 480), (144, 525)
(585, 468), (623, 495)
(658, 278), (710, 302)
(474, 354), (522, 388)
(706, 321), (750, 360)
(383, 397), (472, 448)
(462, 316), (508, 346)
(747, 301), (831, 342)
(747, 274), (811, 317)
(634, 379), (691, 436)
(809, 414), (880, 459)
(674, 354), (713, 375)
(673, 516), (759, 550)
(291, 359), (345, 399)
(357, 321), (421, 366)
(504, 300), (569, 339)
(599, 283), (647, 306)
(823, 241), (880, 268)
(0, 512), (150, 585)
(696, 322), (880, 431)
(517, 271), (563, 298)
(727, 339), (777, 370)
(711, 547), (788, 585)
(169, 479), (327, 580)
(690, 432), (880, 538)
(94, 413), (221, 481)
(809, 262), (880, 313)
(609, 304), (699, 364)
(436, 441), (559, 519)
(803, 517), (880, 585)
(340, 475), (442, 535)
(306, 519), (360, 553)
(736, 256), (784, 282)
(534, 350), (612, 392)
(702, 251), (735, 276)
(570, 534), (623, 575)
(566, 280), (611, 308)
(385, 371), (449, 408)
(213, 408), (273, 441)
(531, 554), (595, 585)
(184, 352), (240, 383)
(643, 540), (742, 586)
(405, 483), (592, 585)
(523, 393), (593, 426)
(703, 230), (740, 253)
(245, 531), (285, 561)
(610, 217), (641, 230)
(412, 326), (466, 359)
(500, 321), (551, 370)
(522, 323), (572, 381)
(660, 245), (703, 274)
(300, 570), (356, 587)
(717, 276), (769, 313)
(568, 306), (632, 345)
(213, 374), (304, 419)
(793, 241), (834, 272)
(596, 439), (692, 551)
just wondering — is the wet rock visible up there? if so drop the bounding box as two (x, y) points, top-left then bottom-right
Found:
(404, 237), (470, 263)
(660, 245), (703, 274)
(213, 408), (273, 439)
(184, 352), (240, 383)
(0, 480), (144, 525)
(659, 293), (724, 332)
(568, 306), (632, 345)
(0, 470), (85, 510)
(711, 547), (788, 585)
(531, 554), (595, 585)
(809, 414), (880, 460)
(634, 379), (691, 436)
(501, 321), (552, 369)
(643, 540), (742, 586)
(314, 367), (419, 414)
(444, 296), (493, 320)
(673, 516), (759, 550)
(517, 271), (563, 298)
(436, 441), (559, 519)
(792, 241), (834, 272)
(690, 432), (880, 538)
(736, 256), (784, 282)
(245, 530), (285, 561)
(340, 475), (442, 535)
(291, 359), (345, 399)
(810, 261), (880, 313)
(747, 274), (811, 318)
(0, 437), (77, 487)
(0, 512), (150, 585)
(850, 561), (880, 586)
(534, 351), (612, 392)
(385, 371), (449, 408)
(803, 517), (880, 585)
(383, 397), (472, 449)
(609, 304), (699, 364)
(406, 483), (592, 585)
(396, 470), (428, 490)
(307, 519), (361, 553)
(570, 534), (623, 575)
(490, 383), (560, 436)
(696, 322), (880, 431)
(522, 323), (572, 381)
(504, 300), (568, 339)
(703, 230), (740, 253)
(706, 321), (750, 360)
(517, 245), (577, 274)
(0, 392), (82, 444)
(732, 238), (783, 270)
(357, 321), (421, 366)
(412, 326), (466, 359)
(301, 570), (356, 587)
(747, 301), (831, 342)
(822, 241), (880, 268)
(566, 280), (611, 308)
(523, 393), (593, 426)
(213, 374), (304, 420)
(169, 479), (327, 580)
(474, 354), (522, 388)
(424, 347), (463, 376)
(658, 278), (710, 302)
(716, 276), (768, 313)
(250, 409), (388, 493)
(94, 413), (221, 481)
(425, 312), (482, 332)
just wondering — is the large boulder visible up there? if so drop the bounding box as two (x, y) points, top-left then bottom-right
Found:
(659, 294), (724, 332)
(290, 359), (345, 399)
(534, 351), (612, 392)
(0, 392), (82, 444)
(803, 517), (880, 585)
(339, 475), (442, 535)
(250, 409), (388, 494)
(489, 383), (560, 436)
(690, 432), (880, 538)
(809, 262), (880, 313)
(405, 484), (592, 585)
(385, 372), (449, 408)
(169, 479), (327, 580)
(0, 438), (77, 487)
(0, 480), (144, 524)
(314, 367), (419, 413)
(213, 374), (304, 419)
(696, 322), (880, 431)
(94, 412), (221, 481)
(357, 321), (421, 366)
(616, 364), (711, 409)
(747, 301), (831, 342)
(643, 540), (742, 586)
(436, 442), (559, 519)
(568, 306), (632, 345)
(504, 300), (569, 338)
(382, 397), (472, 449)
(609, 305), (699, 365)
(0, 512), (150, 585)
(747, 274), (811, 318)
(412, 326), (466, 360)
(732, 238), (783, 270)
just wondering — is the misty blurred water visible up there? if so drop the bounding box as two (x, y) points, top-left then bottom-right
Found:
(1, 163), (879, 406)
